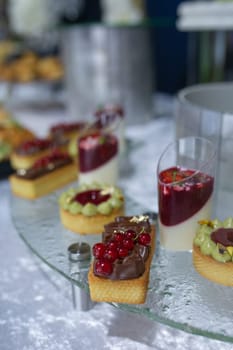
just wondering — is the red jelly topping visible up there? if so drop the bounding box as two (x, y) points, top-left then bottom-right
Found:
(33, 150), (69, 169)
(17, 138), (52, 155)
(158, 166), (214, 226)
(73, 189), (110, 205)
(50, 122), (86, 134)
(78, 132), (118, 172)
(211, 228), (233, 247)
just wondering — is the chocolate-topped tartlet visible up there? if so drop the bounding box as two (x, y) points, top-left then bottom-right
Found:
(193, 218), (233, 286)
(9, 150), (77, 199)
(88, 215), (156, 304)
(59, 183), (125, 234)
(10, 137), (69, 170)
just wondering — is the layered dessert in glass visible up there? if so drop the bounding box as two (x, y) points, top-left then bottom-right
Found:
(78, 130), (119, 185)
(157, 136), (216, 251)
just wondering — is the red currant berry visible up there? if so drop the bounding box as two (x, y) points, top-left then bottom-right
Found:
(122, 238), (134, 250)
(106, 241), (118, 250)
(92, 243), (106, 259)
(104, 248), (118, 262)
(113, 232), (124, 243)
(138, 233), (151, 246)
(94, 259), (113, 276)
(118, 247), (129, 258)
(125, 229), (136, 240)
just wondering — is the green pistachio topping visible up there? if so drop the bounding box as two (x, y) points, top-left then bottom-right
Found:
(82, 203), (98, 216)
(211, 245), (231, 263)
(194, 218), (233, 262)
(68, 202), (82, 215)
(0, 142), (11, 161)
(108, 197), (122, 209)
(59, 182), (123, 217)
(97, 202), (112, 215)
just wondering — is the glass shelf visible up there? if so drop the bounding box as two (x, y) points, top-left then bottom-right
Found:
(10, 188), (233, 344)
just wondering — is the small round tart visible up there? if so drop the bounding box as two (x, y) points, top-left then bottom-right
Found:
(193, 218), (233, 286)
(59, 183), (125, 234)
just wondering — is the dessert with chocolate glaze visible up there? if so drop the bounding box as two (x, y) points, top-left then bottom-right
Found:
(78, 131), (119, 185)
(88, 215), (156, 304)
(9, 150), (77, 199)
(10, 137), (69, 170)
(59, 182), (124, 234)
(193, 218), (233, 286)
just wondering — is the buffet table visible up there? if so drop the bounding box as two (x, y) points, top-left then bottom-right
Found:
(1, 99), (233, 350)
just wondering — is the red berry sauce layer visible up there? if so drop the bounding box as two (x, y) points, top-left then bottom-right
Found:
(78, 132), (118, 172)
(16, 151), (73, 180)
(158, 166), (214, 226)
(73, 189), (111, 205)
(92, 215), (152, 280)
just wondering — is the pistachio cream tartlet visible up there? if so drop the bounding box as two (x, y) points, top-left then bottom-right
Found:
(193, 218), (233, 286)
(59, 183), (125, 234)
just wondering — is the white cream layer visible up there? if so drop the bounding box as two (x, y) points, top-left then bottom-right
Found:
(79, 155), (119, 186)
(159, 196), (213, 251)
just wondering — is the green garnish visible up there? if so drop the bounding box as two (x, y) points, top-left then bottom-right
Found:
(99, 136), (106, 145)
(172, 170), (177, 182)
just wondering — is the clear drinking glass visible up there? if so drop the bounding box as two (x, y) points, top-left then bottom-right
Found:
(157, 136), (217, 251)
(176, 82), (233, 219)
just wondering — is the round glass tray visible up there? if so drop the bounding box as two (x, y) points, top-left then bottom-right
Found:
(10, 189), (233, 344)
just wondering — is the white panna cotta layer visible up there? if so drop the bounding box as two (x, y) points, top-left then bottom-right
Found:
(159, 196), (213, 251)
(79, 155), (119, 186)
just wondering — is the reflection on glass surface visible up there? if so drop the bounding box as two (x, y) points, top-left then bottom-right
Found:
(10, 187), (233, 343)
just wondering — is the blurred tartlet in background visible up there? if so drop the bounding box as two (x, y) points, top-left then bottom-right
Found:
(0, 105), (35, 177)
(0, 50), (64, 83)
(0, 105), (35, 148)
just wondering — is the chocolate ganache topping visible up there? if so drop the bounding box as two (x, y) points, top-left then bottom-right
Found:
(211, 228), (233, 247)
(16, 151), (73, 180)
(92, 215), (152, 280)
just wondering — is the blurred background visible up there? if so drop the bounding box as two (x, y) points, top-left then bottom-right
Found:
(0, 0), (233, 121)
(0, 0), (232, 124)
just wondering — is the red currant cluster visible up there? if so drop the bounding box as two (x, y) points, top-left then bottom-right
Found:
(93, 229), (151, 277)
